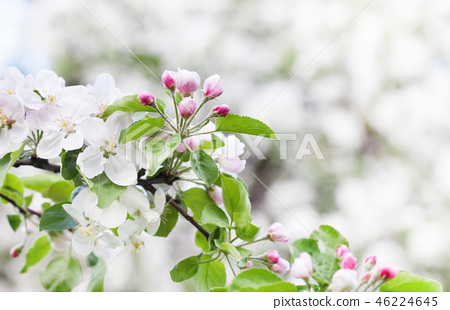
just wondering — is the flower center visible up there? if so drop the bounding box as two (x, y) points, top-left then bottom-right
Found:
(0, 108), (12, 126)
(131, 240), (145, 254)
(79, 226), (96, 244)
(54, 115), (74, 133)
(96, 99), (110, 116)
(102, 135), (119, 154)
(6, 89), (15, 95)
(42, 91), (59, 105)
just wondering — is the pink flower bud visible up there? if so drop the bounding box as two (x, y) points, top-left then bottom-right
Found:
(240, 261), (253, 270)
(379, 265), (398, 281)
(270, 258), (290, 274)
(268, 222), (290, 243)
(178, 98), (197, 118)
(162, 70), (176, 89)
(336, 244), (349, 258)
(362, 272), (371, 283)
(185, 136), (200, 150)
(364, 255), (377, 271)
(213, 104), (230, 117)
(203, 74), (224, 99)
(217, 157), (246, 173)
(175, 69), (200, 96)
(266, 250), (280, 264)
(341, 252), (357, 270)
(290, 252), (313, 279)
(209, 186), (224, 206)
(138, 90), (155, 106)
(175, 143), (187, 153)
(9, 243), (24, 258)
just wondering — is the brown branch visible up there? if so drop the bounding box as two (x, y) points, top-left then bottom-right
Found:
(13, 157), (60, 173)
(0, 193), (42, 217)
(11, 160), (210, 239)
(138, 179), (210, 239)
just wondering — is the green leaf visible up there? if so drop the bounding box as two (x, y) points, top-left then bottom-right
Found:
(154, 205), (179, 237)
(170, 256), (200, 283)
(87, 257), (106, 292)
(215, 114), (278, 140)
(220, 174), (251, 224)
(90, 173), (126, 209)
(144, 134), (181, 176)
(199, 134), (225, 154)
(39, 203), (78, 231)
(216, 241), (241, 261)
(21, 174), (64, 193)
(87, 252), (99, 267)
(195, 224), (216, 252)
(190, 149), (219, 186)
(1, 174), (24, 206)
(101, 94), (157, 118)
(229, 268), (286, 292)
(239, 282), (297, 292)
(194, 257), (226, 292)
(199, 203), (229, 227)
(21, 235), (52, 273)
(236, 222), (260, 242)
(42, 180), (75, 203)
(211, 287), (228, 292)
(290, 235), (341, 285)
(122, 117), (165, 144)
(208, 226), (226, 251)
(311, 225), (349, 253)
(0, 144), (25, 188)
(40, 256), (83, 292)
(380, 271), (443, 292)
(7, 214), (22, 232)
(182, 188), (216, 221)
(61, 149), (81, 180)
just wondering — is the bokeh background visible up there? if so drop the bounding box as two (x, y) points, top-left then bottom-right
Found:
(1, 0), (450, 291)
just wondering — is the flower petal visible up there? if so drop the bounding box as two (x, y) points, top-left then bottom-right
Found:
(99, 200), (127, 228)
(72, 226), (98, 256)
(104, 155), (137, 186)
(77, 145), (106, 179)
(36, 131), (64, 159)
(119, 186), (149, 214)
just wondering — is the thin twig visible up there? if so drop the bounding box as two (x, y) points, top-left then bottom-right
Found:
(0, 193), (42, 217)
(13, 157), (60, 173)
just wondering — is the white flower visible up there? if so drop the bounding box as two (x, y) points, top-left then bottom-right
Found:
(0, 93), (28, 157)
(63, 188), (126, 256)
(329, 269), (359, 292)
(290, 252), (313, 279)
(89, 73), (122, 116)
(117, 187), (166, 252)
(16, 69), (86, 110)
(0, 67), (34, 95)
(213, 135), (246, 174)
(76, 112), (136, 186)
(33, 98), (96, 159)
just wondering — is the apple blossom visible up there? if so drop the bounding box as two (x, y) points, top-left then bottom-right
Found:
(364, 255), (377, 271)
(16, 69), (86, 110)
(329, 269), (358, 292)
(77, 112), (137, 186)
(270, 258), (290, 274)
(208, 186), (224, 206)
(175, 69), (200, 96)
(266, 250), (280, 264)
(268, 222), (290, 242)
(90, 73), (122, 116)
(213, 104), (230, 117)
(138, 90), (155, 106)
(178, 98), (197, 118)
(336, 244), (349, 258)
(379, 265), (398, 281)
(203, 74), (224, 99)
(341, 252), (357, 270)
(240, 261), (253, 270)
(0, 93), (29, 157)
(162, 70), (176, 89)
(0, 67), (33, 95)
(63, 188), (126, 256)
(290, 252), (313, 279)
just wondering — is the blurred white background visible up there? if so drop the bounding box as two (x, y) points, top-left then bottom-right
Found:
(1, 0), (450, 291)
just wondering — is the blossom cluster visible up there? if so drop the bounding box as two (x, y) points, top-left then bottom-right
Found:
(0, 67), (245, 257)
